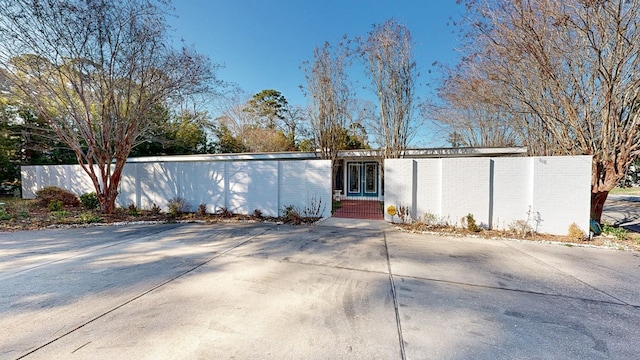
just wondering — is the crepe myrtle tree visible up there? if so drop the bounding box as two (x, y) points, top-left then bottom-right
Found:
(0, 0), (220, 213)
(450, 0), (640, 222)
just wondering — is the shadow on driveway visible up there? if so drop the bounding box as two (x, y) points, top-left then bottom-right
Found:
(0, 221), (639, 359)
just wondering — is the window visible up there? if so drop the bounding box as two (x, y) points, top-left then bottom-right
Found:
(348, 163), (360, 193)
(365, 163), (377, 193)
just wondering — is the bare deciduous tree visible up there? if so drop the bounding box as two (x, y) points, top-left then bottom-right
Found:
(0, 0), (218, 213)
(282, 104), (310, 150)
(451, 0), (640, 222)
(214, 88), (253, 148)
(302, 39), (354, 161)
(426, 76), (519, 148)
(302, 39), (356, 192)
(361, 19), (418, 159)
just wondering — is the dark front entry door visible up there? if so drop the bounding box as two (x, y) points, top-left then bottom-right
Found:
(346, 162), (378, 197)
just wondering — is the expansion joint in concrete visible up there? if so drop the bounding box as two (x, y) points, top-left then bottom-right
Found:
(384, 231), (406, 360)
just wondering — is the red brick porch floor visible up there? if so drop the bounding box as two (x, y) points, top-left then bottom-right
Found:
(332, 200), (384, 220)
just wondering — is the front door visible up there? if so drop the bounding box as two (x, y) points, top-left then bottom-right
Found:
(346, 162), (378, 197)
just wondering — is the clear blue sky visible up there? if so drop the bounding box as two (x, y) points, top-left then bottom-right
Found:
(168, 1), (465, 147)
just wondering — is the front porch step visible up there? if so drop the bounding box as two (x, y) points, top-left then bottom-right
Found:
(332, 200), (384, 220)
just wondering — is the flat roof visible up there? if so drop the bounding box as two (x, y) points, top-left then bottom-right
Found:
(125, 151), (320, 163)
(338, 147), (528, 158)
(125, 147), (528, 163)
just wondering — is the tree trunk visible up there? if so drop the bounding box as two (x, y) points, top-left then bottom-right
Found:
(590, 190), (609, 224)
(103, 187), (119, 214)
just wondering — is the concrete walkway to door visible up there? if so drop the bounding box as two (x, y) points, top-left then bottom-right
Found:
(332, 200), (383, 219)
(1, 221), (639, 359)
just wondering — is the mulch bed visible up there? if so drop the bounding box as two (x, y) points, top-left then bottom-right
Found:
(0, 199), (317, 232)
(395, 223), (640, 252)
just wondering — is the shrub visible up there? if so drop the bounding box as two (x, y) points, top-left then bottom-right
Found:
(149, 203), (162, 215)
(568, 223), (586, 240)
(79, 212), (102, 224)
(397, 205), (411, 223)
(48, 199), (64, 212)
(197, 204), (207, 217)
(302, 196), (325, 218)
(331, 201), (342, 214)
(282, 205), (302, 225)
(0, 208), (11, 221)
(80, 192), (100, 210)
(167, 197), (188, 217)
(128, 203), (139, 216)
(252, 209), (263, 219)
(420, 212), (450, 228)
(462, 213), (481, 232)
(509, 220), (533, 236)
(50, 209), (69, 218)
(602, 224), (628, 241)
(36, 186), (80, 208)
(216, 207), (232, 217)
(17, 209), (30, 219)
(422, 212), (438, 226)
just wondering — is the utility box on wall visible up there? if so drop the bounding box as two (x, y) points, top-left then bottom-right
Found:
(384, 156), (592, 236)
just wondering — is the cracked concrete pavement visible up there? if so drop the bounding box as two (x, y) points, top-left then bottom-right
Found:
(1, 219), (639, 359)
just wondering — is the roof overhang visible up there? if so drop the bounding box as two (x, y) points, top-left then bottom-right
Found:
(125, 147), (528, 163)
(337, 147), (528, 159)
(126, 151), (320, 163)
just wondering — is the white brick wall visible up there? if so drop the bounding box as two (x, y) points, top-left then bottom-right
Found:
(531, 156), (592, 234)
(383, 159), (415, 222)
(385, 156), (592, 236)
(441, 158), (491, 228)
(415, 159), (442, 218)
(21, 159), (332, 218)
(491, 157), (533, 231)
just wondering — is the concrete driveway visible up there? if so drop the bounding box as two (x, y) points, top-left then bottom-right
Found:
(0, 220), (639, 359)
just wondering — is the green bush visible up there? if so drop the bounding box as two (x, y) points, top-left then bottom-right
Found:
(36, 186), (80, 208)
(79, 212), (102, 224)
(128, 203), (139, 216)
(50, 209), (69, 217)
(602, 224), (628, 241)
(463, 213), (481, 232)
(17, 209), (30, 219)
(0, 208), (11, 221)
(80, 192), (100, 210)
(48, 199), (64, 212)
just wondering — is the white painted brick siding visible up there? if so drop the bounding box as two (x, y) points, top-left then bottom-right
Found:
(21, 159), (332, 218)
(415, 159), (442, 219)
(383, 159), (415, 222)
(531, 156), (592, 235)
(384, 156), (591, 236)
(441, 158), (491, 228)
(491, 157), (534, 231)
